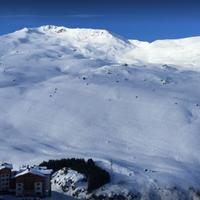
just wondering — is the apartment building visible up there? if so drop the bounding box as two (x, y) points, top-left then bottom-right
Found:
(0, 163), (52, 198)
(0, 163), (12, 194)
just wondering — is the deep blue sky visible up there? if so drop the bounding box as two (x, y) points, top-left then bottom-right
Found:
(0, 0), (200, 41)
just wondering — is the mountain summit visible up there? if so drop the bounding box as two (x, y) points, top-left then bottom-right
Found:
(2, 25), (200, 69)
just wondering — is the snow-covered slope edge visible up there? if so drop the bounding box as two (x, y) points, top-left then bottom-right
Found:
(52, 167), (200, 200)
(0, 26), (200, 199)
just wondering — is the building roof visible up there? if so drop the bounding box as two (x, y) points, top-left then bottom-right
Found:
(15, 169), (45, 178)
(15, 166), (52, 178)
(31, 166), (52, 175)
(0, 163), (13, 170)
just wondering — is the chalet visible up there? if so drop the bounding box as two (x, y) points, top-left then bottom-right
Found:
(0, 163), (13, 194)
(0, 163), (52, 198)
(15, 167), (52, 198)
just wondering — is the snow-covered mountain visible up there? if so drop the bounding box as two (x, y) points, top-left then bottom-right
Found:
(1, 25), (200, 199)
(129, 37), (200, 69)
(2, 25), (200, 69)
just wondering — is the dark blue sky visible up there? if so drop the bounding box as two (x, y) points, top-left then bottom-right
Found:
(0, 0), (200, 41)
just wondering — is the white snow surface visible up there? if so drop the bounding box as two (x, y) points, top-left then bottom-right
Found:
(1, 25), (200, 199)
(0, 163), (13, 170)
(15, 165), (52, 178)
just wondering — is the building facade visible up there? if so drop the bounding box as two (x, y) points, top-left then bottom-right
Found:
(16, 172), (45, 197)
(0, 163), (52, 198)
(0, 163), (12, 194)
(15, 167), (52, 198)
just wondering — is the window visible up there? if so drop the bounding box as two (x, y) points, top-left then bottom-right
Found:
(36, 192), (42, 196)
(17, 183), (23, 189)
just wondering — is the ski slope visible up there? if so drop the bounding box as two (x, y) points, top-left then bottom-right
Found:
(0, 25), (200, 199)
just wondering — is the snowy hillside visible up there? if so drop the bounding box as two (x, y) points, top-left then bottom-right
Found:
(129, 37), (200, 69)
(1, 25), (200, 199)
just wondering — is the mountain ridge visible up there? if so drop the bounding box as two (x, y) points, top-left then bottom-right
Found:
(2, 25), (200, 70)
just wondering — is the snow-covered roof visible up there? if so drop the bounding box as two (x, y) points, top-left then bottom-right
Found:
(0, 163), (13, 170)
(31, 166), (52, 175)
(15, 166), (52, 178)
(15, 169), (45, 178)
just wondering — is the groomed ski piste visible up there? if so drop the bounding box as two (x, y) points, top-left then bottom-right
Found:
(0, 25), (200, 199)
